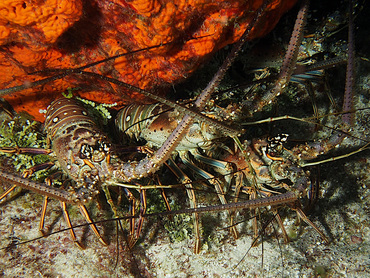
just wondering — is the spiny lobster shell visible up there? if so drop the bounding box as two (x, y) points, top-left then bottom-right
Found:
(116, 103), (224, 151)
(44, 98), (112, 201)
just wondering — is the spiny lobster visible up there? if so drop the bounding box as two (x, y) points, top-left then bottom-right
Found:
(0, 0), (368, 276)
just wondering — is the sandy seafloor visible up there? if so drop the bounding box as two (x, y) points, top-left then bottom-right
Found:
(0, 2), (369, 277)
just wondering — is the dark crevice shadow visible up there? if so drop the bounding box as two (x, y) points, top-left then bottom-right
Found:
(56, 0), (103, 53)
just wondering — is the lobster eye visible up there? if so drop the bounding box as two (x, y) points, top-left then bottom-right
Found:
(103, 143), (111, 152)
(96, 140), (110, 153)
(266, 134), (289, 157)
(79, 144), (93, 159)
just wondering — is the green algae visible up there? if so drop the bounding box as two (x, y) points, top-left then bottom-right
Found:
(0, 114), (51, 181)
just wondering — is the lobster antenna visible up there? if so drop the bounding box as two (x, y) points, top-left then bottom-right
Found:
(0, 41), (179, 96)
(253, 0), (309, 112)
(342, 0), (355, 125)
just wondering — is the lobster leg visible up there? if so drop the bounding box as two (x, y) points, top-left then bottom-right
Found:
(250, 190), (259, 246)
(180, 151), (239, 239)
(0, 184), (17, 201)
(293, 205), (329, 244)
(230, 140), (272, 244)
(39, 171), (64, 235)
(78, 204), (108, 246)
(132, 189), (147, 246)
(250, 191), (290, 245)
(100, 183), (142, 247)
(0, 169), (108, 246)
(0, 147), (53, 155)
(156, 176), (173, 219)
(271, 209), (290, 244)
(101, 184), (118, 217)
(39, 196), (49, 235)
(119, 186), (139, 248)
(166, 157), (201, 254)
(60, 201), (84, 249)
